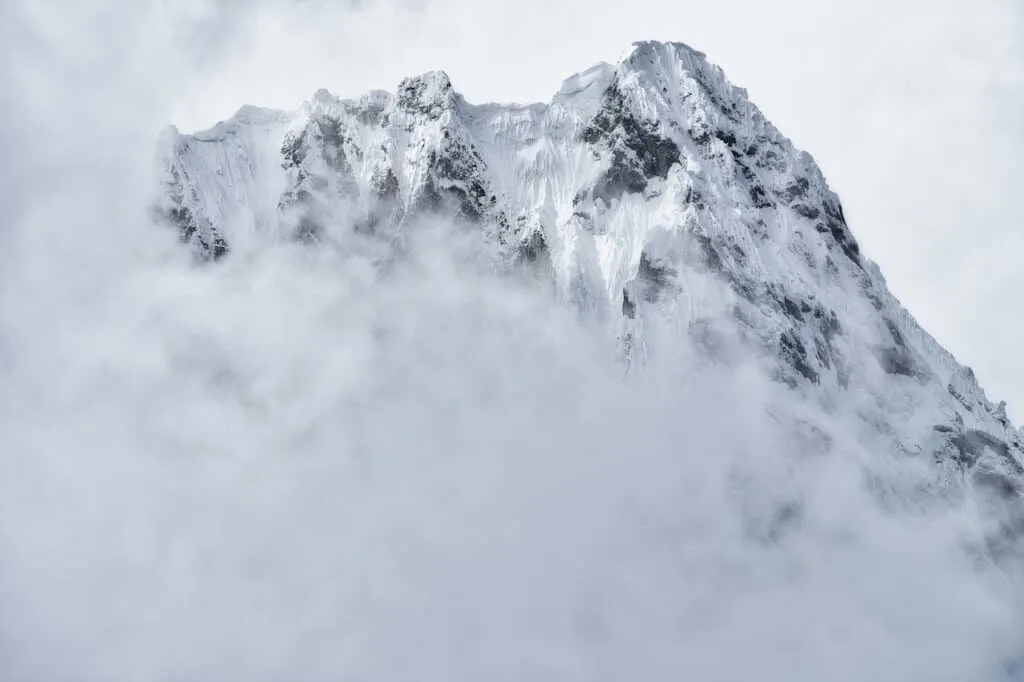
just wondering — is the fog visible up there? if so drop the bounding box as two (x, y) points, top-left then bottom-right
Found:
(1, 2), (1023, 680)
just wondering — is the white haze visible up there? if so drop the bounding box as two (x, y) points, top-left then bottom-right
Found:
(1, 2), (1023, 681)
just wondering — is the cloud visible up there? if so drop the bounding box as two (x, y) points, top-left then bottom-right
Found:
(2, 2), (1023, 680)
(1, 216), (1022, 680)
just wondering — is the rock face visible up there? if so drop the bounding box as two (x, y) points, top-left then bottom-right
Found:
(156, 41), (1023, 550)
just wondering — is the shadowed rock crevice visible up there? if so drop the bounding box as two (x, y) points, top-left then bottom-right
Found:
(582, 83), (681, 203)
(948, 429), (1021, 473)
(875, 317), (929, 379)
(516, 229), (548, 265)
(621, 247), (679, 319)
(158, 165), (229, 261)
(822, 198), (861, 266)
(779, 329), (819, 385)
(371, 166), (400, 201)
(412, 134), (501, 226)
(729, 153), (775, 209)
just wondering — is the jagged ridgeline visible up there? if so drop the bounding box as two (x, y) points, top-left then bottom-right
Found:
(156, 41), (1024, 552)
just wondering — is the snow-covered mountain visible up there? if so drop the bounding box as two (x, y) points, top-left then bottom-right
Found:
(157, 40), (1023, 560)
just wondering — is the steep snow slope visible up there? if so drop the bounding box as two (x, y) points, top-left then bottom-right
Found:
(158, 40), (1023, 557)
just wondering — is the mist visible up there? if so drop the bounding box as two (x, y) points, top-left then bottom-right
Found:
(1, 2), (1023, 681)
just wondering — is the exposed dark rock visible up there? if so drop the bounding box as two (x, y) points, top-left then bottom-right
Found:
(822, 309), (841, 339)
(396, 72), (453, 118)
(813, 337), (832, 370)
(766, 293), (843, 387)
(862, 285), (884, 311)
(432, 139), (486, 184)
(873, 316), (928, 378)
(884, 318), (906, 348)
(621, 248), (678, 314)
(159, 167), (229, 261)
(281, 129), (308, 169)
(748, 184), (774, 209)
(780, 295), (804, 322)
(165, 204), (197, 242)
(371, 166), (400, 200)
(412, 138), (496, 222)
(691, 232), (723, 271)
(948, 382), (975, 413)
(714, 129), (737, 146)
(444, 181), (488, 221)
(808, 306), (843, 377)
(582, 83), (681, 203)
(821, 198), (861, 266)
(792, 204), (820, 220)
(779, 329), (819, 384)
(207, 233), (229, 260)
(278, 115), (361, 218)
(730, 157), (774, 209)
(682, 186), (706, 210)
(829, 224), (861, 264)
(593, 149), (647, 201)
(729, 276), (761, 305)
(687, 67), (742, 124)
(315, 116), (354, 173)
(778, 177), (810, 203)
(753, 146), (785, 172)
(691, 121), (712, 146)
(412, 175), (445, 214)
(622, 287), (637, 319)
(948, 429), (1020, 471)
(516, 229), (548, 264)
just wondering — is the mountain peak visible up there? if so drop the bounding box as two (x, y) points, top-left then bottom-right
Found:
(156, 42), (1024, 513)
(397, 70), (455, 116)
(617, 39), (711, 79)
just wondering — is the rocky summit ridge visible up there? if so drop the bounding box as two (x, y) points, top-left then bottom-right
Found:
(156, 40), (1024, 559)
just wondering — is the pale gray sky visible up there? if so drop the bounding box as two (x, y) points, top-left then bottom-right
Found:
(164, 0), (1024, 420)
(3, 0), (1022, 419)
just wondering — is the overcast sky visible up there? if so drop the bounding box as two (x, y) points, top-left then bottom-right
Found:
(149, 0), (1024, 420)
(4, 2), (1021, 419)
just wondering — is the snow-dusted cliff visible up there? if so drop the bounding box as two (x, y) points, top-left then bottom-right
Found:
(157, 40), (1023, 556)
